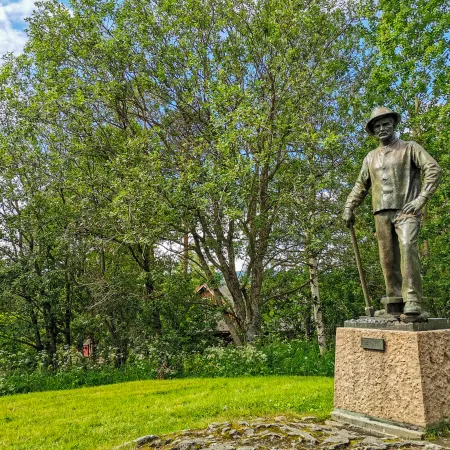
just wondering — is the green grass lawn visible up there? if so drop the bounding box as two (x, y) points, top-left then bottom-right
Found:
(0, 376), (334, 450)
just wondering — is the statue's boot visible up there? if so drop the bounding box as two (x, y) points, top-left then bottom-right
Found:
(403, 300), (422, 315)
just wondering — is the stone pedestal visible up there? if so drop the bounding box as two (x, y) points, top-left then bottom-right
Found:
(333, 323), (450, 436)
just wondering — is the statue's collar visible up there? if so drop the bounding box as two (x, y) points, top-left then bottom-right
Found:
(379, 138), (399, 152)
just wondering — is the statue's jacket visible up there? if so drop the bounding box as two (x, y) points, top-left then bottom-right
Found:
(345, 139), (442, 213)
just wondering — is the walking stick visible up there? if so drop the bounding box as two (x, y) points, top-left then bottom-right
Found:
(349, 224), (374, 317)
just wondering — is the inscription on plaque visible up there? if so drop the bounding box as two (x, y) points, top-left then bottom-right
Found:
(361, 337), (385, 351)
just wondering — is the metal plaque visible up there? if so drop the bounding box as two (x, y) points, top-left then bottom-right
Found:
(361, 337), (385, 351)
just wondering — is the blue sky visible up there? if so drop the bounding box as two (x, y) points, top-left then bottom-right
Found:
(0, 0), (39, 55)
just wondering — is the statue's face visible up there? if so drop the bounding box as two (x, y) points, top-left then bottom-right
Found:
(373, 116), (395, 141)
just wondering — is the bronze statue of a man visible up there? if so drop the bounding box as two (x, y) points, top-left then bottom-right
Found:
(343, 107), (442, 316)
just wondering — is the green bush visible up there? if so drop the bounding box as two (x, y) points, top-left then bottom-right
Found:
(0, 363), (161, 396)
(0, 339), (334, 396)
(260, 339), (335, 376)
(182, 340), (334, 378)
(184, 345), (269, 377)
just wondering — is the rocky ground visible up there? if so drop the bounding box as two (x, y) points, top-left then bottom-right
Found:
(114, 416), (449, 450)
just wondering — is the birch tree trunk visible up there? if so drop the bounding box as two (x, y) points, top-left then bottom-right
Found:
(308, 254), (327, 356)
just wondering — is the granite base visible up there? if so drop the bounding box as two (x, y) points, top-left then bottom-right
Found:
(334, 327), (450, 430)
(331, 409), (425, 439)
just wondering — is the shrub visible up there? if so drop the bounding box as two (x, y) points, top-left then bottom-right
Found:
(260, 339), (334, 376)
(0, 339), (334, 396)
(183, 345), (269, 377)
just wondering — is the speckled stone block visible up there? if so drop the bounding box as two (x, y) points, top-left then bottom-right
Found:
(334, 327), (450, 428)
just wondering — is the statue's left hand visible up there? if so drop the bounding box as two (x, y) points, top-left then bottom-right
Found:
(402, 196), (427, 215)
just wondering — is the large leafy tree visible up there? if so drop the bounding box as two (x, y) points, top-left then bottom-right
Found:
(9, 0), (365, 344)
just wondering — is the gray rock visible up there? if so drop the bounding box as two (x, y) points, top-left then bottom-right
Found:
(112, 416), (446, 450)
(267, 432), (284, 440)
(323, 436), (350, 445)
(302, 416), (318, 422)
(391, 441), (427, 448)
(171, 439), (206, 450)
(112, 434), (160, 449)
(219, 422), (232, 428)
(323, 444), (350, 450)
(325, 421), (347, 429)
(401, 441), (428, 447)
(308, 424), (326, 431)
(334, 431), (364, 439)
(134, 434), (159, 445)
(361, 436), (387, 446)
(355, 447), (384, 450)
(258, 431), (283, 440)
(423, 445), (444, 450)
(322, 435), (350, 450)
(289, 422), (309, 428)
(287, 431), (305, 437)
(280, 425), (301, 433)
(356, 436), (388, 450)
(208, 444), (236, 450)
(293, 430), (318, 445)
(146, 438), (162, 448)
(361, 446), (388, 450)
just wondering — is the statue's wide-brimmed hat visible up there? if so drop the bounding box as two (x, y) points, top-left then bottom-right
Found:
(366, 107), (401, 135)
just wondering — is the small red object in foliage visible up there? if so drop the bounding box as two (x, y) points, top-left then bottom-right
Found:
(83, 338), (93, 357)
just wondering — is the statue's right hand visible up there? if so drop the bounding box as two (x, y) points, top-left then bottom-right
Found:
(343, 208), (355, 228)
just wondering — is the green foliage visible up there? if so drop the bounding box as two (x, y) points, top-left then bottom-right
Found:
(426, 421), (450, 439)
(184, 346), (269, 377)
(0, 366), (153, 396)
(260, 340), (335, 377)
(0, 340), (333, 396)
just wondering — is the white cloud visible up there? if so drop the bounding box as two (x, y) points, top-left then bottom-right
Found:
(0, 0), (36, 20)
(0, 25), (28, 55)
(0, 0), (38, 55)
